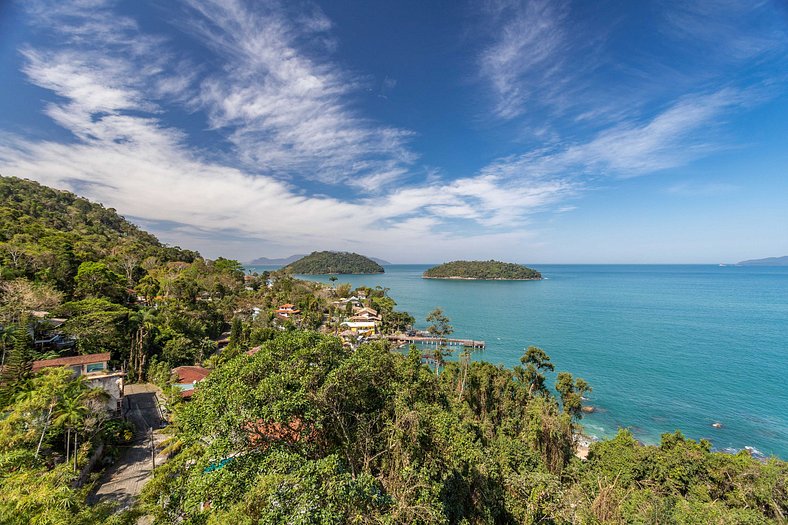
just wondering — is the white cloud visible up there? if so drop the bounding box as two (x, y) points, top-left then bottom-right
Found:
(0, 0), (573, 262)
(478, 88), (747, 181)
(478, 0), (571, 120)
(178, 0), (417, 189)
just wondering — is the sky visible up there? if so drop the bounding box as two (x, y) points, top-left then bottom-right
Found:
(0, 0), (787, 264)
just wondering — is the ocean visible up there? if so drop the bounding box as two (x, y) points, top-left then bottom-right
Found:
(246, 264), (788, 459)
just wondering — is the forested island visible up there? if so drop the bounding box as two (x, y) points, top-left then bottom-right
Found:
(1, 176), (786, 524)
(424, 260), (542, 280)
(284, 250), (385, 274)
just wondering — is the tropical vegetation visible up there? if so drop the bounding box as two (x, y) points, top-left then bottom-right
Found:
(285, 251), (385, 274)
(1, 176), (786, 524)
(424, 260), (541, 280)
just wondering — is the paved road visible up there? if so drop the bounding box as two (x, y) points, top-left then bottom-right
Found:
(88, 384), (167, 510)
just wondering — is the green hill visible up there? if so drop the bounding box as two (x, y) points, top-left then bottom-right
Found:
(0, 176), (198, 293)
(424, 260), (541, 280)
(284, 251), (384, 274)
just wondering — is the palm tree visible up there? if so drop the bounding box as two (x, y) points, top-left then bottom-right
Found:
(129, 308), (157, 382)
(53, 384), (88, 470)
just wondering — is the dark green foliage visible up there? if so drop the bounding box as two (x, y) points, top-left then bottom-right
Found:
(515, 345), (555, 396)
(142, 331), (787, 524)
(0, 176), (197, 293)
(555, 371), (591, 420)
(284, 251), (385, 274)
(423, 260), (542, 280)
(0, 325), (34, 404)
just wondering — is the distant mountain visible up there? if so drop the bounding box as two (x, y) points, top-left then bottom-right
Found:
(284, 251), (385, 274)
(737, 256), (788, 266)
(247, 254), (306, 266)
(368, 256), (391, 266)
(248, 254), (390, 266)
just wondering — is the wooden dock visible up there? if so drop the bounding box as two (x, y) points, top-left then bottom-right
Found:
(386, 334), (485, 349)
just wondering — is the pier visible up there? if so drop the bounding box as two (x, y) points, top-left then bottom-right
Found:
(386, 334), (485, 349)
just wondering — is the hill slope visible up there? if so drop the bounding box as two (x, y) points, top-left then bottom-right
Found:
(0, 176), (197, 292)
(737, 256), (788, 266)
(424, 260), (541, 280)
(284, 251), (384, 274)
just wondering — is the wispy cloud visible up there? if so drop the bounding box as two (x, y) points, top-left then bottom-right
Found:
(178, 0), (416, 189)
(660, 0), (788, 62)
(666, 181), (739, 196)
(478, 0), (572, 120)
(0, 0), (572, 261)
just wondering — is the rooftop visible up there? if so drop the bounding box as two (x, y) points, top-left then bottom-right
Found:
(172, 365), (210, 384)
(32, 352), (111, 371)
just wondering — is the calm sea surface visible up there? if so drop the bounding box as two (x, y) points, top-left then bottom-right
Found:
(247, 264), (788, 459)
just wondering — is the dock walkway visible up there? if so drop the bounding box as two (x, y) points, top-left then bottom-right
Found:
(386, 334), (485, 349)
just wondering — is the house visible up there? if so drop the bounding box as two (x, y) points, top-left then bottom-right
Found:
(275, 303), (301, 320)
(349, 306), (381, 322)
(172, 365), (211, 399)
(340, 321), (378, 336)
(32, 352), (124, 414)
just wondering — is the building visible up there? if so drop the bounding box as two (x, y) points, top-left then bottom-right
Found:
(340, 321), (378, 337)
(275, 303), (301, 320)
(172, 365), (211, 399)
(32, 352), (124, 414)
(349, 306), (381, 322)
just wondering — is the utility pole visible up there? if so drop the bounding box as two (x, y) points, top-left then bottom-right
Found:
(150, 426), (155, 470)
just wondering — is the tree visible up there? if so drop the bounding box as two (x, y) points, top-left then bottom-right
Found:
(228, 317), (244, 351)
(74, 261), (125, 302)
(426, 307), (453, 376)
(555, 371), (591, 420)
(517, 346), (555, 396)
(53, 385), (88, 470)
(57, 299), (130, 356)
(0, 278), (62, 325)
(0, 324), (34, 405)
(129, 308), (158, 382)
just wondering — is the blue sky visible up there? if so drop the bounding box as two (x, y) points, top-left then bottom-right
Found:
(1, 0), (787, 263)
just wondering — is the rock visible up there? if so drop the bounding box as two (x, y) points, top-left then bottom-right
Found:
(712, 422), (723, 429)
(581, 405), (595, 413)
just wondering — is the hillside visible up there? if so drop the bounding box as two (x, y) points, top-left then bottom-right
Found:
(424, 260), (542, 280)
(284, 251), (384, 274)
(0, 176), (198, 293)
(738, 256), (788, 266)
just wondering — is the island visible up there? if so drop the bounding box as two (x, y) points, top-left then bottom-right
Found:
(737, 256), (788, 266)
(423, 260), (542, 280)
(284, 251), (385, 274)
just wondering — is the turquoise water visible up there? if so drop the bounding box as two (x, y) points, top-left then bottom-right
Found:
(248, 264), (788, 459)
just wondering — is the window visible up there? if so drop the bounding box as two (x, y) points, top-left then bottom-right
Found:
(85, 362), (105, 373)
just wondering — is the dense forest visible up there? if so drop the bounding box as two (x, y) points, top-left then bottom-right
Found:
(1, 177), (786, 524)
(141, 333), (788, 524)
(424, 260), (542, 280)
(285, 251), (385, 274)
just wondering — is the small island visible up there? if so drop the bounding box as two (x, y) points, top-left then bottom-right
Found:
(284, 251), (385, 274)
(423, 260), (542, 280)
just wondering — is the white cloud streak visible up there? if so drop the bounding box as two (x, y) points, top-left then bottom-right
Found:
(478, 0), (571, 120)
(179, 0), (417, 189)
(1, 0), (785, 262)
(0, 0), (572, 261)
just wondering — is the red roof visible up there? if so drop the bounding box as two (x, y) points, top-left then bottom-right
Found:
(32, 352), (111, 372)
(172, 365), (210, 384)
(246, 346), (262, 356)
(243, 418), (315, 448)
